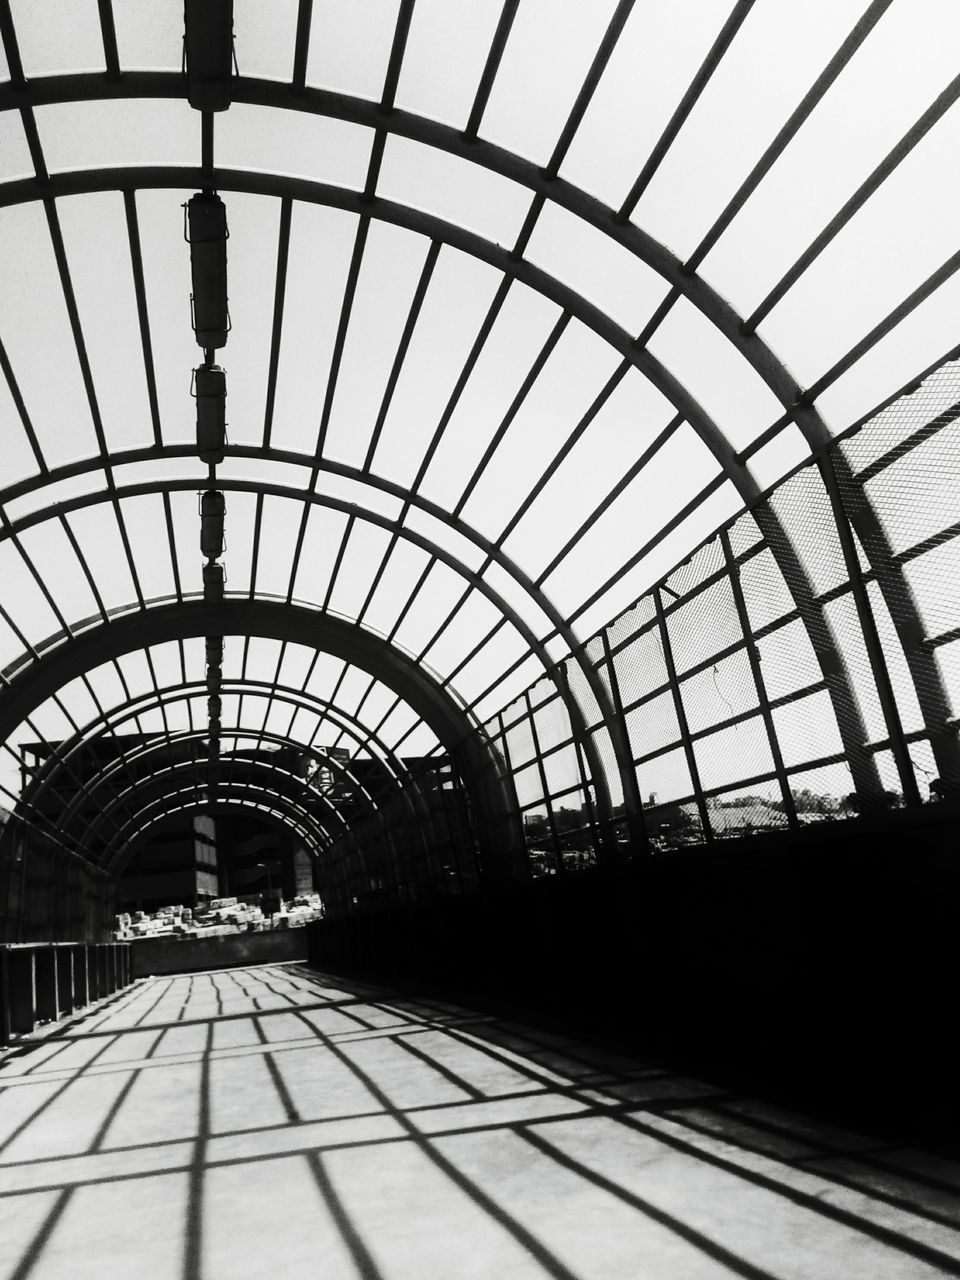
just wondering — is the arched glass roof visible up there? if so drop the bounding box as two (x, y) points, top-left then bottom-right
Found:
(2, 1), (959, 865)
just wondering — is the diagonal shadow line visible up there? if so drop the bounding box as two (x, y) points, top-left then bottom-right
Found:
(305, 1150), (386, 1280)
(263, 1051), (300, 1124)
(0, 1032), (120, 1157)
(387, 1034), (486, 1102)
(0, 982), (138, 1066)
(468, 1019), (665, 1080)
(663, 1106), (960, 1234)
(795, 1147), (960, 1200)
(7, 1185), (74, 1280)
(609, 1109), (960, 1276)
(289, 1011), (591, 1280)
(344, 999), (960, 1271)
(132, 977), (177, 1028)
(710, 1099), (960, 1199)
(36, 994), (401, 1040)
(517, 1125), (780, 1280)
(88, 1068), (141, 1153)
(181, 1021), (212, 1280)
(0, 1082), (725, 1175)
(176, 975), (197, 1022)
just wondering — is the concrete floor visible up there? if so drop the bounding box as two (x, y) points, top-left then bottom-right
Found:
(1, 965), (959, 1280)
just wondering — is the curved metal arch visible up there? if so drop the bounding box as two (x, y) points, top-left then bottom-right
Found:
(0, 174), (899, 801)
(56, 728), (388, 860)
(0, 166), (749, 492)
(94, 753), (363, 870)
(1, 443), (595, 673)
(4, 82), (947, 773)
(112, 784), (336, 874)
(0, 598), (525, 881)
(49, 683), (456, 877)
(0, 471), (622, 841)
(3, 478), (566, 685)
(120, 798), (331, 868)
(0, 72), (848, 450)
(34, 679), (426, 837)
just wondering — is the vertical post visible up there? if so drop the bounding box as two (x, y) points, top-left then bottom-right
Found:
(74, 944), (89, 1007)
(35, 947), (59, 1023)
(526, 691), (562, 874)
(56, 947), (75, 1017)
(0, 950), (10, 1045)
(654, 587), (713, 842)
(7, 949), (36, 1036)
(819, 454), (921, 806)
(601, 630), (649, 854)
(496, 712), (528, 881)
(719, 529), (799, 827)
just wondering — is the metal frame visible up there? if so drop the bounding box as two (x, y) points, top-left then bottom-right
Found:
(0, 5), (957, 894)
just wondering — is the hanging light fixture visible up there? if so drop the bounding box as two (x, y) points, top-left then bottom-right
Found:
(200, 490), (226, 560)
(183, 0), (235, 113)
(193, 365), (227, 463)
(185, 193), (229, 350)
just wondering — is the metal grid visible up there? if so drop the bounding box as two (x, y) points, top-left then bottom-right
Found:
(0, 4), (959, 912)
(367, 353), (960, 876)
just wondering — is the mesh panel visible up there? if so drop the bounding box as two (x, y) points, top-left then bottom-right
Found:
(707, 779), (788, 840)
(768, 466), (847, 597)
(663, 538), (725, 599)
(504, 713), (537, 770)
(646, 798), (703, 849)
(541, 743), (581, 796)
(727, 511), (764, 558)
(935, 639), (960, 716)
(738, 547), (797, 633)
(788, 762), (856, 820)
(771, 689), (844, 770)
(430, 355), (960, 876)
(636, 745), (692, 807)
(680, 649), (758, 735)
(693, 717), (774, 792)
(532, 693), (574, 755)
(665, 578), (742, 675)
(841, 360), (960, 476)
(563, 657), (604, 732)
(590, 727), (623, 808)
(612, 625), (668, 709)
(624, 690), (680, 760)
(756, 618), (822, 701)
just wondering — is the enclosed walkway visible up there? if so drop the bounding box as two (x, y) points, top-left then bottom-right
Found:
(1, 964), (959, 1280)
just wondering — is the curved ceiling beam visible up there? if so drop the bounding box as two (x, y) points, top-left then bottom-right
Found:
(0, 599), (523, 881)
(33, 679), (421, 835)
(0, 444), (579, 666)
(112, 785), (335, 873)
(120, 799), (330, 865)
(54, 728), (385, 858)
(0, 166), (751, 495)
(93, 754), (357, 869)
(0, 471), (622, 844)
(0, 478), (557, 687)
(0, 72), (831, 450)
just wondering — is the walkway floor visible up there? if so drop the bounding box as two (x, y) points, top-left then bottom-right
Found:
(1, 964), (959, 1280)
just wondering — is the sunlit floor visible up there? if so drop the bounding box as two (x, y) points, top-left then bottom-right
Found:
(1, 965), (959, 1280)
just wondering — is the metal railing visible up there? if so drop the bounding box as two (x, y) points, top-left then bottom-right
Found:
(1, 942), (133, 1044)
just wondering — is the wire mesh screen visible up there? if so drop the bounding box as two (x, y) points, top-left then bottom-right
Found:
(466, 354), (960, 872)
(322, 357), (960, 903)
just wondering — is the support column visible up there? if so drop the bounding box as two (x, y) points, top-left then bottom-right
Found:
(35, 948), (59, 1023)
(6, 949), (35, 1037)
(56, 947), (74, 1018)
